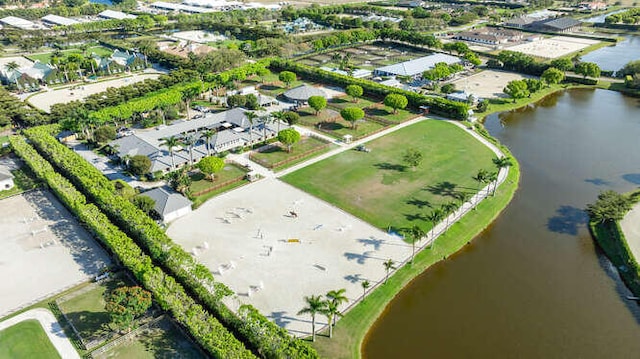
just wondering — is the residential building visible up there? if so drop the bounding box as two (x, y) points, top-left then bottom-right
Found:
(1, 61), (60, 89)
(92, 50), (146, 74)
(110, 107), (284, 173)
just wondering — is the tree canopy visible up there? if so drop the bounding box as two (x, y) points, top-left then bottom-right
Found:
(308, 95), (327, 115)
(586, 190), (632, 224)
(340, 107), (365, 129)
(541, 67), (565, 85)
(128, 155), (151, 175)
(105, 286), (152, 331)
(278, 128), (301, 152)
(503, 80), (529, 102)
(196, 156), (225, 180)
(575, 62), (601, 79)
(345, 84), (363, 102)
(278, 71), (296, 88)
(383, 93), (408, 114)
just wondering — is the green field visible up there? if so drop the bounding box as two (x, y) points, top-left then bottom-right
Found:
(93, 318), (205, 359)
(298, 107), (386, 139)
(283, 120), (496, 232)
(189, 163), (248, 208)
(250, 136), (332, 171)
(0, 319), (61, 359)
(57, 276), (130, 344)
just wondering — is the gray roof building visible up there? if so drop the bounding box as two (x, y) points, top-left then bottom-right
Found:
(375, 53), (461, 78)
(41, 14), (80, 26)
(111, 107), (284, 173)
(538, 17), (581, 32)
(98, 10), (137, 20)
(283, 84), (327, 102)
(140, 186), (192, 222)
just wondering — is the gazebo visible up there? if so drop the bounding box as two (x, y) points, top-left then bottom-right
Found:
(283, 84), (327, 103)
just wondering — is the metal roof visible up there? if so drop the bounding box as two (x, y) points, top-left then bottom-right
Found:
(283, 84), (327, 101)
(98, 10), (137, 20)
(41, 14), (79, 26)
(140, 186), (192, 218)
(540, 17), (581, 30)
(375, 54), (461, 77)
(0, 16), (42, 30)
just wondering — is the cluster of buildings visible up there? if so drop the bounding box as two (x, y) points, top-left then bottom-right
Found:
(0, 10), (136, 31)
(454, 28), (524, 46)
(504, 15), (582, 33)
(148, 0), (280, 14)
(374, 53), (462, 79)
(0, 50), (146, 90)
(110, 107), (284, 174)
(281, 17), (326, 34)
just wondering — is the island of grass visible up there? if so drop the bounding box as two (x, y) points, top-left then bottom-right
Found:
(249, 135), (334, 171)
(283, 120), (496, 232)
(283, 119), (520, 358)
(0, 319), (61, 359)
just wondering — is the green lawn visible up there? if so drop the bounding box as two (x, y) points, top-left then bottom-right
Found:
(282, 120), (496, 233)
(329, 97), (417, 123)
(57, 276), (131, 344)
(93, 318), (205, 359)
(26, 45), (112, 64)
(310, 135), (520, 358)
(190, 163), (248, 208)
(250, 136), (332, 171)
(298, 107), (387, 140)
(0, 167), (41, 199)
(0, 319), (62, 359)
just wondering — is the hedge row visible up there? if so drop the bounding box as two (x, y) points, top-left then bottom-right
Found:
(9, 135), (254, 359)
(22, 126), (318, 359)
(269, 59), (470, 120)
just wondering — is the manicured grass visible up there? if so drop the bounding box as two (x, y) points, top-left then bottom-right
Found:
(310, 139), (520, 358)
(250, 136), (332, 171)
(484, 83), (567, 117)
(0, 319), (62, 359)
(93, 318), (205, 359)
(26, 45), (112, 64)
(283, 120), (496, 233)
(189, 163), (248, 208)
(298, 107), (386, 139)
(0, 167), (41, 199)
(57, 276), (131, 343)
(329, 97), (417, 123)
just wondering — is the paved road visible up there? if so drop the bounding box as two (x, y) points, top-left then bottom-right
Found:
(0, 308), (80, 359)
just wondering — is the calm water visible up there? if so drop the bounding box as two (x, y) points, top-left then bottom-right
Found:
(581, 10), (627, 23)
(363, 89), (640, 358)
(581, 36), (640, 73)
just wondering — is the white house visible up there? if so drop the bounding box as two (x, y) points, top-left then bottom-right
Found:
(140, 187), (192, 222)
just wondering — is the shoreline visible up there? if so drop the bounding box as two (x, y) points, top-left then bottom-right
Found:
(310, 122), (521, 358)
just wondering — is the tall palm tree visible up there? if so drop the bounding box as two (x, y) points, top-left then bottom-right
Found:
(200, 130), (216, 156)
(160, 136), (180, 170)
(181, 134), (198, 166)
(271, 110), (285, 133)
(406, 225), (425, 263)
(361, 280), (370, 302)
(383, 259), (395, 284)
(4, 61), (20, 86)
(326, 289), (348, 327)
(297, 295), (326, 342)
(487, 171), (499, 196)
(244, 111), (258, 144)
(442, 201), (458, 231)
(456, 191), (473, 209)
(323, 300), (341, 339)
(260, 115), (273, 142)
(426, 208), (444, 240)
(473, 169), (489, 195)
(493, 156), (512, 170)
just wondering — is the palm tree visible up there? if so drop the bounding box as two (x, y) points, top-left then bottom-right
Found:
(297, 295), (326, 342)
(426, 208), (444, 240)
(442, 201), (458, 231)
(361, 280), (370, 301)
(405, 225), (425, 263)
(487, 171), (499, 196)
(326, 289), (348, 327)
(493, 156), (512, 170)
(383, 259), (395, 284)
(473, 168), (489, 195)
(244, 111), (258, 144)
(4, 61), (20, 86)
(271, 110), (285, 133)
(160, 136), (180, 170)
(260, 115), (273, 142)
(181, 134), (198, 166)
(456, 191), (473, 209)
(200, 130), (216, 156)
(323, 300), (341, 339)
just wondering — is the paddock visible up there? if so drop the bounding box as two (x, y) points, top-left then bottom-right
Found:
(167, 178), (412, 336)
(0, 190), (111, 317)
(506, 36), (599, 59)
(448, 69), (534, 99)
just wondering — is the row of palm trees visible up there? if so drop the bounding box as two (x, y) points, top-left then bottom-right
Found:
(298, 289), (349, 341)
(159, 129), (216, 170)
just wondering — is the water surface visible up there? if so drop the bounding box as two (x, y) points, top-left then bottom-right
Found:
(581, 36), (640, 73)
(363, 89), (640, 358)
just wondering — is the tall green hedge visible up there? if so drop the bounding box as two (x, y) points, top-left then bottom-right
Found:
(9, 135), (254, 359)
(21, 126), (318, 359)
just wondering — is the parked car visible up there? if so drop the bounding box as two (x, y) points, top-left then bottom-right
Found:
(356, 144), (371, 153)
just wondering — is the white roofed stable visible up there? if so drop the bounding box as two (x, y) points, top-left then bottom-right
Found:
(0, 16), (44, 30)
(374, 53), (461, 78)
(41, 14), (80, 26)
(140, 187), (192, 222)
(98, 10), (137, 20)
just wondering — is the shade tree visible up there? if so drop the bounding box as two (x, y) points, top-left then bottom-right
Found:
(503, 80), (529, 103)
(340, 107), (365, 129)
(277, 128), (301, 152)
(383, 93), (408, 114)
(308, 96), (327, 115)
(197, 156), (225, 181)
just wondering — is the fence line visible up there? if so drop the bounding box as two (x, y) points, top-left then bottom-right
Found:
(89, 315), (166, 358)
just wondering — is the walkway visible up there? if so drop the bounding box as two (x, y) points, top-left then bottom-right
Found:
(0, 308), (80, 359)
(620, 202), (640, 261)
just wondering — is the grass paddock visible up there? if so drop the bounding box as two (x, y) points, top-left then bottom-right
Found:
(0, 319), (61, 359)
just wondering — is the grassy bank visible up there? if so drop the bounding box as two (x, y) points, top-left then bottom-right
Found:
(589, 190), (640, 297)
(310, 135), (520, 358)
